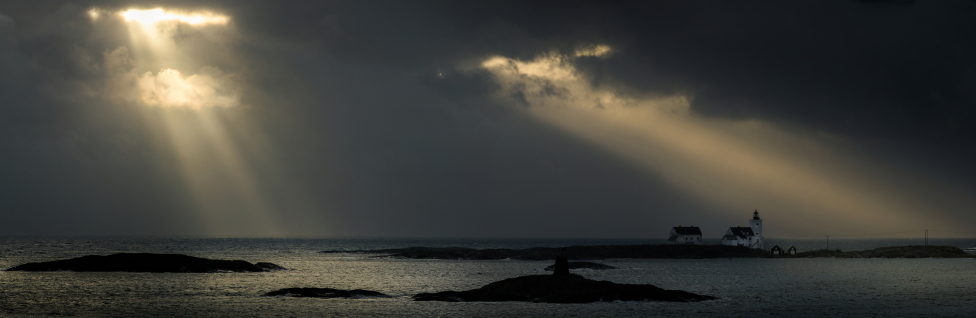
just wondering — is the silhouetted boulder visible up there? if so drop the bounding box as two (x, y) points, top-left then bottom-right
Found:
(413, 274), (716, 303)
(4, 253), (274, 273)
(264, 287), (390, 298)
(544, 261), (616, 271)
(552, 256), (570, 276)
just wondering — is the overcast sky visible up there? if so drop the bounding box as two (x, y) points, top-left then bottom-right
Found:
(1, 0), (974, 238)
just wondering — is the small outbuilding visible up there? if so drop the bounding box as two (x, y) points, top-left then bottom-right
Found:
(668, 226), (703, 245)
(787, 245), (797, 255)
(770, 245), (784, 255)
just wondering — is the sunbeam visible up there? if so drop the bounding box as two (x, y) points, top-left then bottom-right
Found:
(477, 49), (967, 237)
(104, 7), (289, 235)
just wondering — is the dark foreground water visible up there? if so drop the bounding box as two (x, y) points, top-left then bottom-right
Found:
(1, 237), (975, 317)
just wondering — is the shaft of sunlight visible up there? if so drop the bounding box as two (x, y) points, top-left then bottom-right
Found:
(102, 6), (292, 235)
(477, 49), (965, 237)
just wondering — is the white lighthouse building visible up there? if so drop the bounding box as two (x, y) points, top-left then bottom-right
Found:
(721, 210), (764, 249)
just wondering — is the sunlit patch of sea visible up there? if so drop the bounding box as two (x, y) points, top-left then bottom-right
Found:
(1, 237), (974, 317)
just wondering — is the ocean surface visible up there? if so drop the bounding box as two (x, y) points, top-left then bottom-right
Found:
(1, 236), (975, 317)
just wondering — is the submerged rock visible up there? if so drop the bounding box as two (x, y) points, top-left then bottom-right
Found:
(544, 261), (616, 271)
(255, 262), (287, 270)
(413, 274), (716, 303)
(264, 287), (390, 299)
(4, 253), (280, 273)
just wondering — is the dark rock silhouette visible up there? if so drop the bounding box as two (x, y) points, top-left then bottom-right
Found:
(544, 261), (616, 271)
(412, 274), (716, 303)
(4, 253), (281, 273)
(324, 244), (766, 260)
(553, 255), (570, 276)
(264, 287), (390, 299)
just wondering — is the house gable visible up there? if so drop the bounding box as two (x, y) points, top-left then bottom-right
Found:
(668, 226), (702, 244)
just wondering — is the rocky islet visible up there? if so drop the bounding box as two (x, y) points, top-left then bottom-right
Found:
(4, 253), (285, 273)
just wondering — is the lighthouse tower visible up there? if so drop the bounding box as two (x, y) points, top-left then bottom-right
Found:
(750, 210), (763, 249)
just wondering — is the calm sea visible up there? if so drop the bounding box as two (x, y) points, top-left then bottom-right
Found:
(1, 237), (975, 317)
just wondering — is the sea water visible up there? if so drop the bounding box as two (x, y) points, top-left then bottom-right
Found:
(1, 237), (975, 317)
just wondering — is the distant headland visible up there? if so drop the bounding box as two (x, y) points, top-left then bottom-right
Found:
(794, 245), (972, 258)
(322, 244), (972, 260)
(323, 244), (766, 259)
(321, 211), (970, 261)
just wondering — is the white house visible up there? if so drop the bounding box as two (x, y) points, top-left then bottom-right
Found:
(668, 226), (703, 245)
(721, 210), (764, 249)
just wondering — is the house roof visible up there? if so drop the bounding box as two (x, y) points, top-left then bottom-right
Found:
(667, 234), (680, 242)
(672, 226), (702, 235)
(770, 245), (783, 251)
(728, 226), (755, 238)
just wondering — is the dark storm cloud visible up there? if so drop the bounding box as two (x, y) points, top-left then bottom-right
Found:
(0, 3), (202, 234)
(225, 0), (976, 140)
(1, 0), (974, 237)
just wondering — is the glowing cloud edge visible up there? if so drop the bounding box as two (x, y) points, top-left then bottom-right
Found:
(119, 8), (229, 26)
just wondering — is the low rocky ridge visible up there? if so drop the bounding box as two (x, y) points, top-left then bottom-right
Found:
(322, 244), (765, 260)
(412, 274), (716, 303)
(795, 245), (972, 258)
(544, 261), (615, 271)
(264, 288), (390, 299)
(4, 253), (284, 273)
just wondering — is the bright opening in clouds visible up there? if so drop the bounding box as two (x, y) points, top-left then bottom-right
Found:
(119, 8), (229, 26)
(104, 7), (240, 110)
